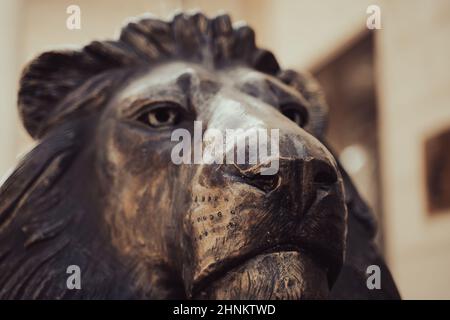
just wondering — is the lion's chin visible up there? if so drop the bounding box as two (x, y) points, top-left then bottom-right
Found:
(194, 251), (329, 300)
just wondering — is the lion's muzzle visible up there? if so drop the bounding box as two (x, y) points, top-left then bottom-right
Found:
(180, 118), (347, 299)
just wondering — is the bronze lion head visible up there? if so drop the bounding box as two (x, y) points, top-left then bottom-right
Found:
(0, 12), (399, 300)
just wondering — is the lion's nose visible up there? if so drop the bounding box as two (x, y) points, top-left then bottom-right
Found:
(223, 157), (336, 191)
(221, 138), (339, 216)
(221, 163), (281, 193)
(275, 157), (338, 218)
(312, 159), (338, 186)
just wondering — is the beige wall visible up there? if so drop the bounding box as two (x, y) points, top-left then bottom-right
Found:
(1, 0), (449, 299)
(0, 0), (22, 182)
(378, 0), (450, 299)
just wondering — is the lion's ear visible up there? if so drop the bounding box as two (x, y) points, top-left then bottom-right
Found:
(17, 43), (142, 139)
(18, 51), (94, 139)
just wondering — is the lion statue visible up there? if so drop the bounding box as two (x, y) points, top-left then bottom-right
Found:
(0, 12), (399, 299)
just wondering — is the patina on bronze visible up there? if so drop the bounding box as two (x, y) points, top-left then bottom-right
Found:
(0, 12), (399, 299)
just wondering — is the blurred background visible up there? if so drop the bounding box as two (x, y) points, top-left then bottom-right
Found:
(1, 0), (449, 299)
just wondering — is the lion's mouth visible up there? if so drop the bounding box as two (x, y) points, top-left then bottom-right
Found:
(190, 245), (298, 297)
(191, 247), (330, 299)
(189, 239), (335, 299)
(187, 187), (342, 299)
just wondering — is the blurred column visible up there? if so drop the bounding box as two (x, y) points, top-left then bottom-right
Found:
(377, 0), (450, 299)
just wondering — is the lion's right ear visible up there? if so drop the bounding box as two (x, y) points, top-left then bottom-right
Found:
(17, 42), (143, 139)
(18, 51), (95, 139)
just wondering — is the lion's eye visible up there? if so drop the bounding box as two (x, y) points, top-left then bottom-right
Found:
(281, 103), (308, 127)
(137, 103), (183, 128)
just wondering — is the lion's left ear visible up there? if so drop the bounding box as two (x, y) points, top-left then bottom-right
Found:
(278, 70), (328, 138)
